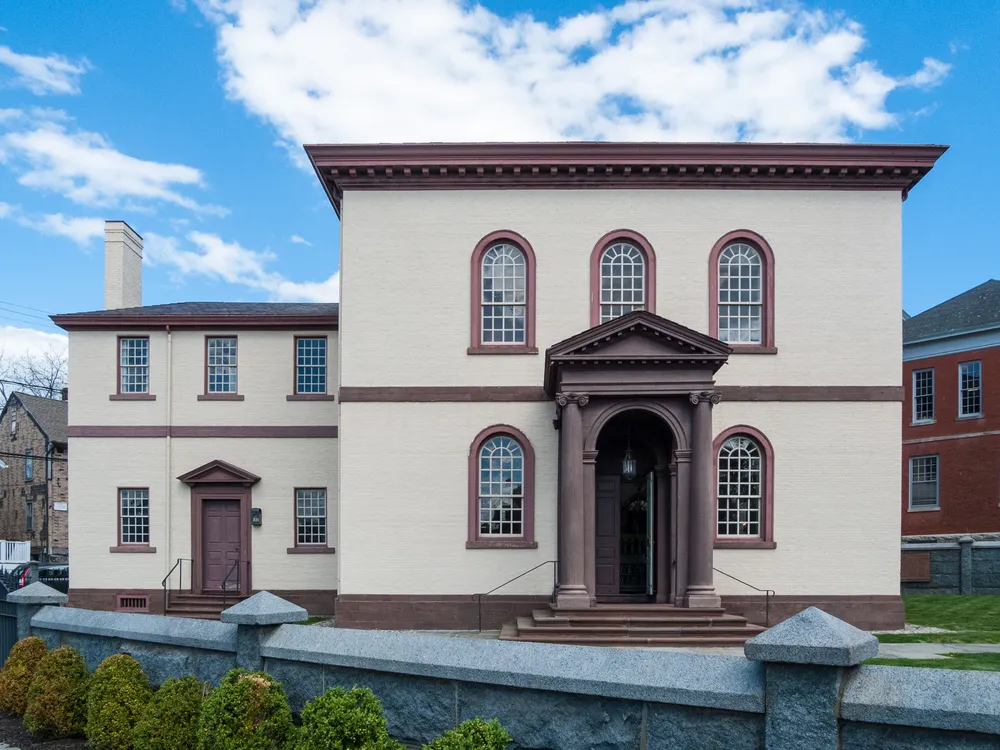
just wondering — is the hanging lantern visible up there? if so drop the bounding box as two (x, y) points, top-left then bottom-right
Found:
(621, 432), (637, 481)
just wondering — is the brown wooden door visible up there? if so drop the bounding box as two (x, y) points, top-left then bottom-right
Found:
(203, 500), (241, 591)
(595, 475), (620, 596)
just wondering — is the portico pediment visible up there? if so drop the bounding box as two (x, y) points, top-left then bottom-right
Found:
(177, 459), (261, 486)
(544, 311), (731, 395)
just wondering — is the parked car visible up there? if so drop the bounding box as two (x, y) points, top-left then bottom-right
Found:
(10, 563), (69, 594)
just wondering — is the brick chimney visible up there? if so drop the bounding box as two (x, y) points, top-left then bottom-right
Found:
(104, 220), (143, 310)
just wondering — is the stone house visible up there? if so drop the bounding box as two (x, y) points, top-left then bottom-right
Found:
(0, 391), (69, 561)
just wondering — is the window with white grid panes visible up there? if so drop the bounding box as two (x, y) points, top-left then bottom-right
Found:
(481, 243), (526, 344)
(295, 337), (328, 394)
(207, 337), (238, 393)
(599, 242), (645, 323)
(120, 488), (150, 544)
(478, 435), (524, 536)
(119, 337), (149, 393)
(717, 436), (762, 537)
(296, 489), (327, 545)
(913, 369), (934, 422)
(717, 243), (762, 343)
(959, 361), (982, 417)
(909, 456), (939, 509)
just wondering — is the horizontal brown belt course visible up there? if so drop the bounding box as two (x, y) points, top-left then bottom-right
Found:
(339, 386), (903, 402)
(67, 426), (339, 438)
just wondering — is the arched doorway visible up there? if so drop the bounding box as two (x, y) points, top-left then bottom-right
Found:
(593, 410), (674, 602)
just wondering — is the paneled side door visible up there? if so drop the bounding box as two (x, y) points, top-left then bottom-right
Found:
(595, 475), (620, 597)
(203, 499), (241, 591)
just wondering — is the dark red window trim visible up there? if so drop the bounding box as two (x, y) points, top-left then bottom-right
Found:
(112, 486), (155, 552)
(290, 486), (333, 551)
(467, 424), (537, 548)
(469, 230), (537, 355)
(112, 335), (156, 400)
(291, 335), (335, 397)
(713, 425), (776, 549)
(589, 229), (657, 327)
(202, 335), (243, 399)
(708, 229), (776, 352)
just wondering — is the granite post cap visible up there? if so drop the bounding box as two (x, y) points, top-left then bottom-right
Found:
(220, 591), (307, 625)
(744, 606), (878, 666)
(6, 581), (69, 605)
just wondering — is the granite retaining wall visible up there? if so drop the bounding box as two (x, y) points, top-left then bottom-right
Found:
(8, 585), (1000, 750)
(901, 537), (1000, 595)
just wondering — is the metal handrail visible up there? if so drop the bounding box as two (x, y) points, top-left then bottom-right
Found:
(713, 566), (775, 627)
(221, 559), (242, 608)
(475, 560), (557, 633)
(161, 558), (193, 612)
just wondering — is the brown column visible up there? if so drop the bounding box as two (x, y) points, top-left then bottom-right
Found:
(583, 450), (598, 604)
(673, 449), (690, 606)
(555, 393), (591, 609)
(655, 464), (669, 604)
(686, 392), (721, 608)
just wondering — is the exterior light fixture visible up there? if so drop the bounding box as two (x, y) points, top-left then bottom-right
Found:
(622, 432), (637, 481)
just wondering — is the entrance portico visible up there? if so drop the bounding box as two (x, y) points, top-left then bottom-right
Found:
(545, 311), (732, 610)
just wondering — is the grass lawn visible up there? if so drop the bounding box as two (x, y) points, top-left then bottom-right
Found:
(299, 616), (330, 625)
(866, 652), (1000, 672)
(875, 595), (1000, 643)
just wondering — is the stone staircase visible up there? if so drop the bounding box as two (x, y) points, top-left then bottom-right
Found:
(165, 592), (247, 620)
(500, 603), (766, 646)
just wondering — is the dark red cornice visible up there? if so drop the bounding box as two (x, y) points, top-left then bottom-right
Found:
(51, 313), (338, 331)
(304, 141), (949, 216)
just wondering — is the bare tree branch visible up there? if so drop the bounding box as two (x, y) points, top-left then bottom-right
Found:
(0, 347), (68, 408)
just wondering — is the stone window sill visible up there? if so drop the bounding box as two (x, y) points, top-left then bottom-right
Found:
(714, 540), (776, 550)
(907, 506), (940, 513)
(109, 545), (157, 553)
(956, 414), (984, 421)
(286, 546), (336, 554)
(727, 346), (778, 355)
(467, 346), (539, 356)
(466, 540), (538, 549)
(286, 394), (337, 401)
(109, 394), (156, 401)
(198, 394), (245, 401)
(909, 420), (936, 427)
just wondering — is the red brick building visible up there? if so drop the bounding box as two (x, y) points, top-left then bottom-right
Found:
(903, 280), (1000, 536)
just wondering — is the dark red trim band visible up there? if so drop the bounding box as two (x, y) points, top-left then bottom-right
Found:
(68, 426), (339, 438)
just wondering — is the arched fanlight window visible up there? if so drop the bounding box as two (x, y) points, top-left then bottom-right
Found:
(599, 242), (645, 323)
(717, 435), (763, 537)
(478, 435), (524, 537)
(717, 242), (762, 344)
(481, 243), (527, 344)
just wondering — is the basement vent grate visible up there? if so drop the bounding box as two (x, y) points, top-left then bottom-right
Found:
(115, 595), (149, 612)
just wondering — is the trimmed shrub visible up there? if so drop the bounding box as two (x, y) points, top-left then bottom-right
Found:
(424, 719), (512, 750)
(0, 636), (48, 715)
(86, 653), (154, 750)
(133, 676), (207, 750)
(198, 669), (295, 750)
(23, 645), (90, 739)
(296, 686), (403, 750)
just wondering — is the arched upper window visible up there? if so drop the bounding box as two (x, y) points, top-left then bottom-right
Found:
(714, 425), (775, 548)
(590, 230), (657, 326)
(709, 230), (775, 351)
(467, 425), (537, 548)
(469, 231), (537, 354)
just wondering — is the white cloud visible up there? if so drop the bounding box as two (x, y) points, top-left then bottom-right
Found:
(290, 234), (312, 246)
(0, 202), (104, 246)
(145, 231), (339, 302)
(0, 326), (67, 360)
(199, 0), (950, 145)
(0, 45), (91, 95)
(0, 110), (226, 214)
(0, 202), (10, 219)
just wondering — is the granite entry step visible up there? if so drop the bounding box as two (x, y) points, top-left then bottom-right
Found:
(165, 592), (248, 620)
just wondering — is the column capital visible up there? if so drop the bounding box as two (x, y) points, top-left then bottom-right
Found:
(689, 390), (722, 405)
(555, 392), (590, 407)
(673, 448), (692, 463)
(582, 450), (599, 465)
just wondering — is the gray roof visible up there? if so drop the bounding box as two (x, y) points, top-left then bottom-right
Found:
(53, 302), (338, 318)
(904, 281), (1000, 344)
(12, 392), (68, 445)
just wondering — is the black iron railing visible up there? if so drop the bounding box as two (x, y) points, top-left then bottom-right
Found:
(161, 558), (193, 612)
(221, 560), (250, 608)
(714, 566), (774, 626)
(475, 560), (557, 633)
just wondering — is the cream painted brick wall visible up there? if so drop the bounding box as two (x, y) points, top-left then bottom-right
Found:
(338, 402), (557, 595)
(340, 189), (901, 387)
(68, 330), (338, 427)
(712, 401), (901, 596)
(69, 437), (338, 591)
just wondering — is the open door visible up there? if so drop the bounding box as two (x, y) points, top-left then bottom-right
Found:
(646, 471), (655, 596)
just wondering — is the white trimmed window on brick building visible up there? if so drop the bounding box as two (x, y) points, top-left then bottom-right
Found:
(909, 456), (940, 510)
(913, 369), (935, 423)
(959, 361), (982, 417)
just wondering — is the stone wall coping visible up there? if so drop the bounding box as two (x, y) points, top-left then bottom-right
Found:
(974, 541), (1000, 549)
(31, 606), (237, 652)
(843, 665), (1000, 735)
(744, 607), (878, 666)
(261, 624), (765, 713)
(901, 543), (961, 551)
(7, 582), (69, 605)
(221, 591), (308, 625)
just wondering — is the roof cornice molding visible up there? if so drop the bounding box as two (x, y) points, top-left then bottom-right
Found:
(304, 141), (949, 216)
(51, 313), (339, 331)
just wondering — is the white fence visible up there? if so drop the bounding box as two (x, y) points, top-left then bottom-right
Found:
(0, 541), (30, 573)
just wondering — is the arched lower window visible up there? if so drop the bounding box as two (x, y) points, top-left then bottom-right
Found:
(709, 230), (775, 351)
(467, 425), (537, 548)
(590, 230), (657, 326)
(469, 230), (537, 353)
(714, 425), (775, 548)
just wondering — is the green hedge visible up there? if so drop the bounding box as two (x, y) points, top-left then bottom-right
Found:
(0, 636), (48, 716)
(296, 686), (403, 750)
(23, 645), (90, 739)
(133, 676), (208, 750)
(424, 718), (512, 750)
(198, 668), (295, 750)
(86, 653), (154, 750)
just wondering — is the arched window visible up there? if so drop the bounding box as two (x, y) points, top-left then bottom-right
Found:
(470, 230), (536, 354)
(709, 230), (775, 351)
(714, 425), (775, 548)
(467, 425), (537, 548)
(590, 230), (657, 326)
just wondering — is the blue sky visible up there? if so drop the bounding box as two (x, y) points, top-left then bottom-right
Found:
(0, 0), (997, 358)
